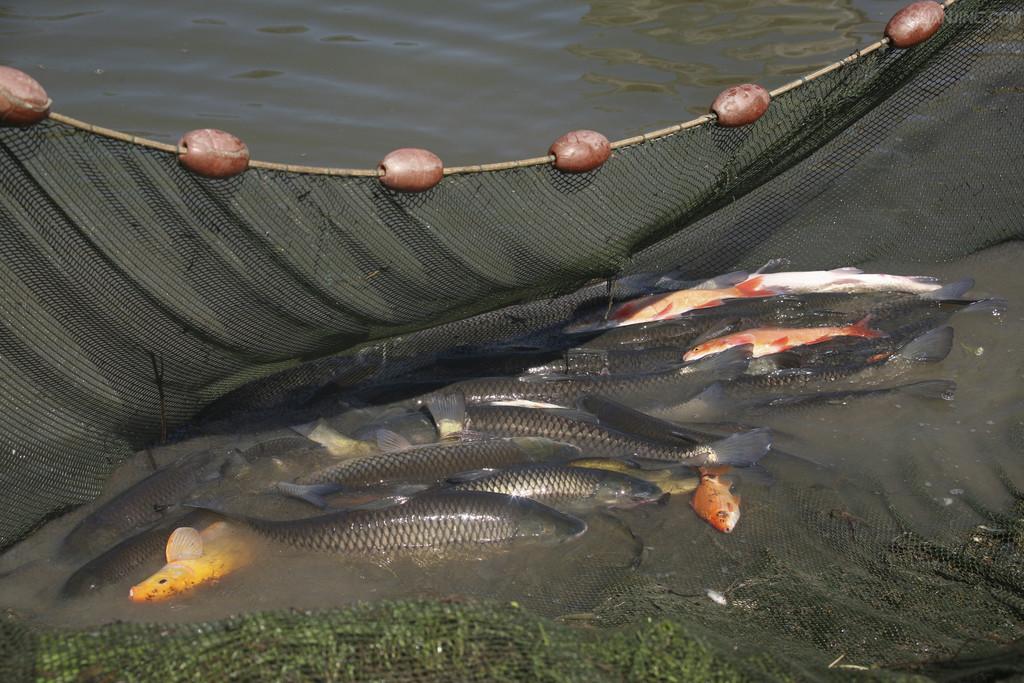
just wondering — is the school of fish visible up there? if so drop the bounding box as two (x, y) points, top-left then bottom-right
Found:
(54, 263), (1005, 602)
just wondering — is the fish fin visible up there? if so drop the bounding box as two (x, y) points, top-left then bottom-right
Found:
(289, 419), (321, 438)
(427, 393), (467, 440)
(961, 297), (1007, 316)
(708, 428), (772, 467)
(578, 395), (700, 446)
(690, 271), (748, 290)
(446, 468), (498, 484)
(376, 429), (414, 453)
(734, 276), (775, 297)
(275, 482), (344, 509)
(828, 266), (865, 274)
(896, 326), (953, 363)
(894, 380), (957, 401)
(488, 399), (566, 409)
(753, 258), (790, 274)
(165, 527), (203, 562)
(689, 319), (742, 346)
(920, 277), (974, 300)
(848, 314), (884, 339)
(511, 437), (582, 460)
(683, 344), (751, 380)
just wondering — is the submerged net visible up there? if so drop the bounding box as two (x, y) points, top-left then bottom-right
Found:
(2, 0), (1023, 679)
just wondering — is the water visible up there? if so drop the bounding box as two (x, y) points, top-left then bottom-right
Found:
(1, 244), (1021, 632)
(2, 0), (906, 166)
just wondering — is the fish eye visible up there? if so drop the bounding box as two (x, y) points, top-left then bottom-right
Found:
(158, 579), (168, 584)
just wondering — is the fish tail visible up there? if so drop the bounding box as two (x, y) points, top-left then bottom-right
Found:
(920, 277), (974, 300)
(707, 428), (772, 467)
(427, 393), (467, 440)
(275, 482), (345, 509)
(896, 326), (953, 363)
(295, 419), (375, 458)
(847, 314), (884, 339)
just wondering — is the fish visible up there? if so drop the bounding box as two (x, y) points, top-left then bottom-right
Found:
(525, 346), (691, 377)
(426, 346), (750, 409)
(663, 378), (956, 422)
(690, 467), (740, 533)
(746, 267), (945, 295)
(682, 316), (884, 361)
(60, 450), (233, 558)
(61, 510), (218, 598)
(445, 464), (666, 513)
(290, 419), (379, 459)
(197, 490), (587, 556)
(566, 276), (781, 332)
(128, 521), (255, 603)
(567, 458), (700, 496)
(281, 434), (581, 507)
(463, 404), (771, 467)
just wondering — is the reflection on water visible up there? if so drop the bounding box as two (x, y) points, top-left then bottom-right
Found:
(0, 0), (904, 165)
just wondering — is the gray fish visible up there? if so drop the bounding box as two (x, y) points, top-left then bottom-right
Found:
(203, 490), (587, 555)
(446, 464), (665, 513)
(294, 434), (580, 489)
(662, 379), (957, 421)
(60, 509), (218, 598)
(60, 450), (231, 558)
(658, 326), (955, 424)
(464, 404), (771, 467)
(425, 346), (750, 409)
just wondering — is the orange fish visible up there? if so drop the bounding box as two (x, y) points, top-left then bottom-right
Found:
(602, 276), (780, 328)
(682, 316), (883, 362)
(690, 466), (740, 533)
(129, 521), (254, 603)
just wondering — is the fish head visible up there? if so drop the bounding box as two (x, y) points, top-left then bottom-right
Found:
(594, 477), (665, 509)
(129, 562), (197, 603)
(517, 507), (588, 543)
(683, 340), (729, 362)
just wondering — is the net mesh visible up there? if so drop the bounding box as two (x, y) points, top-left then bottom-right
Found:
(1, 0), (1023, 679)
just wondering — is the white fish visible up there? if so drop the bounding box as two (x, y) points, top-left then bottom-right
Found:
(747, 267), (943, 295)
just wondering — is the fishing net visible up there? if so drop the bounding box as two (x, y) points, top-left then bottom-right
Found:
(2, 0), (1023, 679)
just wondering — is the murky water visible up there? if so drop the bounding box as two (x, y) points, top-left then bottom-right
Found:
(2, 0), (906, 166)
(1, 243), (1020, 629)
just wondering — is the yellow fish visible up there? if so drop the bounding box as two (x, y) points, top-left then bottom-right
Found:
(129, 521), (254, 603)
(567, 457), (699, 495)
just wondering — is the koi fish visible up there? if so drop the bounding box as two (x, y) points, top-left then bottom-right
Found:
(129, 521), (254, 603)
(690, 467), (740, 533)
(576, 276), (781, 331)
(682, 316), (884, 361)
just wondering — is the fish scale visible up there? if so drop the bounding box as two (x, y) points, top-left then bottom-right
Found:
(465, 404), (722, 464)
(297, 437), (576, 487)
(427, 347), (744, 408)
(229, 491), (583, 554)
(448, 464), (663, 511)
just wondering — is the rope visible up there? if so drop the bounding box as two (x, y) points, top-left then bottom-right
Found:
(43, 1), (960, 178)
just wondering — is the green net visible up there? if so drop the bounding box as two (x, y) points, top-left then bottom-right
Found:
(2, 0), (1024, 679)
